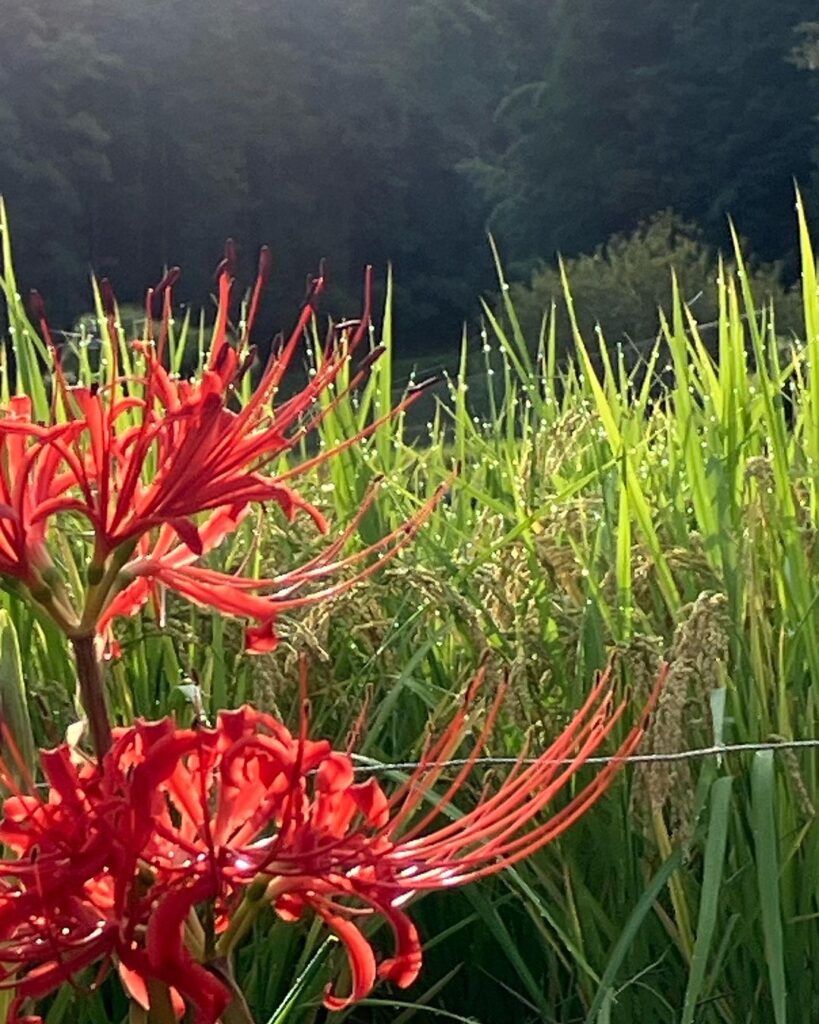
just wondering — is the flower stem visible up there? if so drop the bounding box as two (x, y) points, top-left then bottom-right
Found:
(214, 878), (272, 958)
(80, 539), (137, 634)
(146, 980), (177, 1024)
(71, 634), (112, 757)
(128, 1003), (148, 1024)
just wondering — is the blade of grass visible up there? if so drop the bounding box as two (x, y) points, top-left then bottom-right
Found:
(584, 846), (685, 1023)
(752, 750), (787, 1024)
(681, 775), (733, 1024)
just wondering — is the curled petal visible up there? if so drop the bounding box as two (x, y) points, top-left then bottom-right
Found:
(245, 620), (279, 654)
(315, 906), (377, 1012)
(376, 904), (422, 989)
(146, 880), (230, 1024)
(350, 778), (390, 829)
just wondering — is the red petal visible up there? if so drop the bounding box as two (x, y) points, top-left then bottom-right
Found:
(317, 910), (377, 1011)
(97, 578), (152, 632)
(274, 892), (306, 922)
(350, 777), (390, 828)
(168, 518), (204, 556)
(146, 880), (230, 1024)
(316, 753), (354, 793)
(245, 620), (278, 653)
(376, 905), (422, 989)
(118, 962), (150, 1010)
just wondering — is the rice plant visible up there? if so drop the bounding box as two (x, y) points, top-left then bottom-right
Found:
(1, 194), (819, 1022)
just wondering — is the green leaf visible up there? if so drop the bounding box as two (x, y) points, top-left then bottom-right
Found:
(752, 750), (787, 1024)
(585, 846), (686, 1023)
(681, 775), (733, 1024)
(264, 939), (333, 1024)
(0, 608), (35, 782)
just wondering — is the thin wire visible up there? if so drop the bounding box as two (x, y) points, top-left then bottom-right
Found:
(26, 737), (818, 794)
(349, 738), (819, 776)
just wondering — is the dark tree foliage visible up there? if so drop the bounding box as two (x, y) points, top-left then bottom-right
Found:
(0, 0), (818, 347)
(0, 0), (117, 313)
(471, 0), (819, 273)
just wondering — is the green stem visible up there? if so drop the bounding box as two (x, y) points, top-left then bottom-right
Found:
(146, 980), (177, 1024)
(128, 1002), (148, 1024)
(27, 581), (79, 635)
(214, 897), (260, 958)
(652, 809), (694, 961)
(72, 634), (112, 758)
(214, 877), (273, 958)
(80, 540), (137, 634)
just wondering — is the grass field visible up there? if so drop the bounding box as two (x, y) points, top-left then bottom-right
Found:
(2, 198), (819, 1023)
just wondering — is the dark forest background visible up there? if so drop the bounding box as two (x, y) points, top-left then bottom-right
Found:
(3, 0), (819, 352)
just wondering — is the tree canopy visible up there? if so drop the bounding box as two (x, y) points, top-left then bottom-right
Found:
(1, 0), (818, 347)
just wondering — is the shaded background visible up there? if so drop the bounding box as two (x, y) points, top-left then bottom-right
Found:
(2, 0), (819, 350)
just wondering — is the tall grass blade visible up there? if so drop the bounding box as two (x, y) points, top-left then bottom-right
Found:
(681, 775), (733, 1024)
(584, 847), (685, 1023)
(263, 939), (332, 1024)
(0, 609), (35, 781)
(752, 751), (787, 1024)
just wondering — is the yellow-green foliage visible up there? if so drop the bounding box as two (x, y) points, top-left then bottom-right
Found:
(3, 196), (819, 1022)
(508, 209), (804, 358)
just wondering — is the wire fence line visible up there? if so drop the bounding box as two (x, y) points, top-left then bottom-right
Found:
(349, 738), (819, 776)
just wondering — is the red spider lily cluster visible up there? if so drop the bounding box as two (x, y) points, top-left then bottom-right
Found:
(0, 238), (666, 1023)
(3, 254), (433, 658)
(2, 248), (442, 758)
(0, 662), (664, 1022)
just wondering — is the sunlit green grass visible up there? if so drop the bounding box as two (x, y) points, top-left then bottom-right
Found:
(2, 194), (819, 1022)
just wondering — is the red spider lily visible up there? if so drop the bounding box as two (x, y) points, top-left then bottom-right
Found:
(0, 661), (662, 1020)
(0, 398), (83, 596)
(12, 256), (438, 658)
(95, 476), (447, 655)
(10, 254), (442, 761)
(0, 733), (229, 1023)
(228, 662), (665, 1009)
(34, 263), (380, 559)
(0, 659), (660, 1019)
